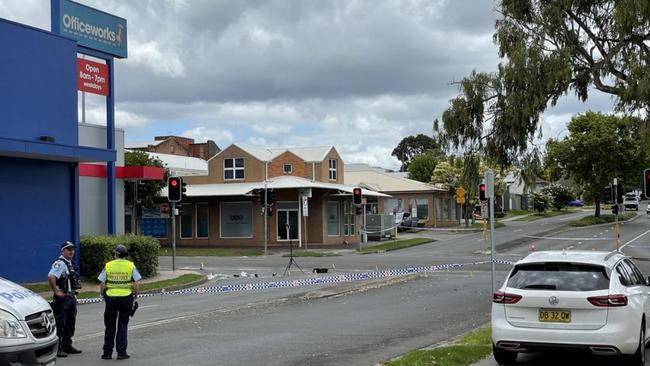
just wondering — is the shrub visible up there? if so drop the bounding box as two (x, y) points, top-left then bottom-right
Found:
(541, 183), (574, 210)
(80, 235), (160, 280)
(530, 192), (552, 213)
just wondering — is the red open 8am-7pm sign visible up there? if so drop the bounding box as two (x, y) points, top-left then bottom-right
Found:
(77, 58), (109, 96)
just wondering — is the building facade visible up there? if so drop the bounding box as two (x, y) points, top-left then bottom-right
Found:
(157, 145), (385, 248)
(127, 135), (220, 160)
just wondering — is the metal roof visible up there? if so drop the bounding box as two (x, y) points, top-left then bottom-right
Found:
(345, 170), (445, 193)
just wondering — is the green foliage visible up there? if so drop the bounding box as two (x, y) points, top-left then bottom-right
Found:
(431, 161), (460, 192)
(124, 151), (169, 208)
(435, 0), (650, 167)
(530, 192), (552, 214)
(541, 183), (574, 210)
(80, 235), (160, 280)
(545, 112), (646, 216)
(407, 152), (442, 183)
(391, 134), (441, 172)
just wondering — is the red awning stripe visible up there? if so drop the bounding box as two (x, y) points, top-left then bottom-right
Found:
(79, 164), (164, 181)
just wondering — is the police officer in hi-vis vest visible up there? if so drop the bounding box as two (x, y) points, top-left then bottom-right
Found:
(98, 245), (141, 360)
(48, 241), (83, 358)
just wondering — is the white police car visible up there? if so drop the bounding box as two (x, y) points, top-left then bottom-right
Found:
(492, 251), (649, 365)
(0, 277), (58, 365)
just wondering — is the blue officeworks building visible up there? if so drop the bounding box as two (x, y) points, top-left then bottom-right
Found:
(0, 17), (117, 282)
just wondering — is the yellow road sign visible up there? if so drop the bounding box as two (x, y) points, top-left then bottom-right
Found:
(456, 187), (466, 198)
(456, 197), (465, 204)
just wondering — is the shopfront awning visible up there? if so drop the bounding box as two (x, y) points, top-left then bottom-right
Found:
(160, 175), (390, 198)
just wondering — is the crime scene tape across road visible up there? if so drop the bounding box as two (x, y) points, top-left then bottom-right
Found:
(77, 258), (515, 305)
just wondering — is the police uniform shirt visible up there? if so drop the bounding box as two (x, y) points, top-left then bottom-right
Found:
(97, 265), (142, 283)
(49, 256), (72, 292)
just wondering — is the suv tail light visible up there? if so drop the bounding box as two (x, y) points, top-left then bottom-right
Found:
(587, 294), (628, 307)
(493, 291), (522, 304)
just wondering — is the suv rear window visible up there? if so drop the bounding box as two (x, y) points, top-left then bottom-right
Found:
(507, 262), (610, 291)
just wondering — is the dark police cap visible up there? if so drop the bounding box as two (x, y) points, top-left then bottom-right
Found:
(60, 241), (76, 251)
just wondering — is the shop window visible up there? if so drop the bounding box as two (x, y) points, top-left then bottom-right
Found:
(443, 198), (450, 220)
(220, 202), (252, 238)
(416, 198), (429, 220)
(224, 158), (244, 180)
(180, 203), (193, 239)
(327, 201), (340, 236)
(196, 203), (209, 239)
(344, 201), (356, 236)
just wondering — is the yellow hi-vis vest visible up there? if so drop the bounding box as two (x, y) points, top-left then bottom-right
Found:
(105, 259), (135, 297)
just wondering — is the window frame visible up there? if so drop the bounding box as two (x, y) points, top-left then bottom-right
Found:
(326, 201), (340, 236)
(219, 201), (253, 239)
(223, 158), (245, 180)
(179, 203), (194, 239)
(195, 202), (209, 239)
(283, 163), (292, 174)
(328, 159), (337, 181)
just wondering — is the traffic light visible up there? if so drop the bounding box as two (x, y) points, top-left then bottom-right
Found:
(610, 181), (623, 204)
(612, 203), (619, 215)
(181, 180), (187, 201)
(645, 169), (650, 199)
(267, 205), (274, 216)
(174, 204), (184, 216)
(479, 184), (486, 201)
(267, 189), (275, 206)
(355, 206), (363, 215)
(135, 204), (143, 218)
(256, 189), (265, 204)
(353, 187), (362, 206)
(168, 177), (182, 202)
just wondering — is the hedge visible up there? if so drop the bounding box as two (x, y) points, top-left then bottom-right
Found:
(80, 235), (160, 280)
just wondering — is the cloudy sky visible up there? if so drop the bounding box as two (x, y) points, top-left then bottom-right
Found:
(1, 0), (615, 170)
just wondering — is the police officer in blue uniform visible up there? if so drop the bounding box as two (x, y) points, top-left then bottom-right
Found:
(48, 241), (83, 358)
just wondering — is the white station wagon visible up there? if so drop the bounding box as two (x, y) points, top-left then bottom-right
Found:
(492, 251), (650, 365)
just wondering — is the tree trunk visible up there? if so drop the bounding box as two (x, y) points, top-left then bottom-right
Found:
(595, 199), (601, 217)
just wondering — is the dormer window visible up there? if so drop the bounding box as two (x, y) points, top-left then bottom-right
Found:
(328, 159), (337, 180)
(283, 164), (292, 174)
(224, 158), (244, 180)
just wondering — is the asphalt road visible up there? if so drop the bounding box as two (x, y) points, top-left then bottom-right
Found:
(59, 271), (494, 366)
(57, 210), (650, 365)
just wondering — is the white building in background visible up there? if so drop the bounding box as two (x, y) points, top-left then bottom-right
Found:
(145, 152), (209, 176)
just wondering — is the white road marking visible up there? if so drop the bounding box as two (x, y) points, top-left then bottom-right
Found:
(513, 229), (523, 233)
(620, 229), (650, 250)
(139, 305), (160, 309)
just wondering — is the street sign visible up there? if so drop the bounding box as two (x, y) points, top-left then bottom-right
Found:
(456, 196), (465, 204)
(302, 196), (308, 216)
(485, 171), (494, 198)
(160, 203), (170, 214)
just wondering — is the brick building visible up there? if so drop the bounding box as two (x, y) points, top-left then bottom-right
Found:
(127, 135), (220, 160)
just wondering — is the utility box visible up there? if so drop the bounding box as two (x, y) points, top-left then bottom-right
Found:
(366, 214), (395, 240)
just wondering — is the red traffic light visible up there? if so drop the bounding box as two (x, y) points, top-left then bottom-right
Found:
(353, 187), (362, 205)
(168, 177), (183, 203)
(479, 184), (487, 201)
(170, 179), (178, 187)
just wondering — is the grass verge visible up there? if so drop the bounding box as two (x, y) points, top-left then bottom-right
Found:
(386, 326), (492, 366)
(570, 212), (637, 227)
(503, 209), (530, 218)
(282, 251), (342, 257)
(358, 238), (433, 254)
(470, 221), (505, 229)
(514, 209), (579, 222)
(159, 247), (264, 257)
(25, 273), (206, 300)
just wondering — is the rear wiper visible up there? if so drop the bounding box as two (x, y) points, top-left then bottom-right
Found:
(522, 284), (557, 290)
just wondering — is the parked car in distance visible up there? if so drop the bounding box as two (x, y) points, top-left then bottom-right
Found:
(492, 251), (650, 365)
(646, 203), (650, 215)
(567, 199), (583, 207)
(394, 212), (412, 231)
(624, 196), (639, 211)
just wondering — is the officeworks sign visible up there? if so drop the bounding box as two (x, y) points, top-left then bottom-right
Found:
(53, 0), (127, 58)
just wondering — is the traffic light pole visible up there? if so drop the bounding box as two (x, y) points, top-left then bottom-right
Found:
(263, 182), (268, 256)
(171, 202), (177, 272)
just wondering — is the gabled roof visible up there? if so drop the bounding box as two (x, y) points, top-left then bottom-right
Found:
(211, 144), (334, 163)
(345, 170), (446, 193)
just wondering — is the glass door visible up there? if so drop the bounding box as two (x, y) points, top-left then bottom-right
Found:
(277, 210), (299, 240)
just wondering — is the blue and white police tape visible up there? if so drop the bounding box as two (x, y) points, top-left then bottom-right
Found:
(77, 258), (515, 305)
